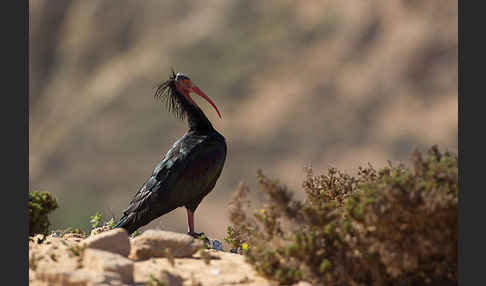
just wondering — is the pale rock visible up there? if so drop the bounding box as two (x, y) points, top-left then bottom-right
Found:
(133, 250), (273, 285)
(293, 281), (314, 286)
(30, 231), (275, 286)
(28, 281), (49, 286)
(81, 228), (130, 257)
(146, 270), (183, 286)
(35, 269), (106, 286)
(29, 268), (36, 282)
(86, 272), (125, 286)
(30, 239), (81, 274)
(90, 225), (113, 236)
(63, 233), (88, 243)
(82, 249), (134, 284)
(129, 230), (203, 260)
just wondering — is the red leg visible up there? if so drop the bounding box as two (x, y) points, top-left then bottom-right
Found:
(187, 209), (195, 234)
(186, 209), (209, 245)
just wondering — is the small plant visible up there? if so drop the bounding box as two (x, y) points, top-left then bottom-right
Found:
(147, 274), (167, 286)
(90, 211), (103, 229)
(105, 217), (116, 228)
(131, 229), (142, 238)
(224, 183), (255, 251)
(224, 226), (243, 250)
(29, 191), (59, 236)
(89, 212), (117, 235)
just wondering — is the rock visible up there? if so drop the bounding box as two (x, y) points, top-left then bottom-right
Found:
(90, 225), (113, 236)
(82, 249), (134, 284)
(29, 268), (36, 284)
(35, 270), (77, 285)
(35, 269), (107, 286)
(159, 270), (184, 286)
(29, 238), (82, 274)
(129, 230), (203, 260)
(30, 231), (275, 285)
(144, 269), (183, 286)
(86, 272), (125, 286)
(293, 281), (313, 286)
(63, 233), (88, 243)
(133, 250), (273, 285)
(81, 228), (130, 257)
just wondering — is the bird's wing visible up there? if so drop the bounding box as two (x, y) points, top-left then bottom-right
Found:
(120, 136), (192, 215)
(121, 133), (224, 214)
(116, 132), (226, 233)
(176, 137), (227, 211)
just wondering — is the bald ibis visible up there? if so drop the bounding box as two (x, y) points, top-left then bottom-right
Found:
(114, 71), (227, 238)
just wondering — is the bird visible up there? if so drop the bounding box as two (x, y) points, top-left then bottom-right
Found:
(114, 70), (227, 238)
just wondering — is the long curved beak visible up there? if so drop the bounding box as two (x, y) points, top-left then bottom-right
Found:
(191, 85), (222, 119)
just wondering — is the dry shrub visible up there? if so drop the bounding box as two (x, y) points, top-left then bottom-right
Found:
(226, 145), (457, 286)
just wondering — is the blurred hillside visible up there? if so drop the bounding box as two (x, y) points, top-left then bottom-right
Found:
(29, 0), (457, 240)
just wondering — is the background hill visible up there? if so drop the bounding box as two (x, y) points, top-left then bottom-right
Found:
(29, 0), (457, 240)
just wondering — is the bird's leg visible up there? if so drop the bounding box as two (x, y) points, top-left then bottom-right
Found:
(186, 209), (210, 245)
(187, 209), (195, 235)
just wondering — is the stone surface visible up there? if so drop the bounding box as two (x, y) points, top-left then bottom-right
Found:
(81, 228), (130, 257)
(29, 237), (82, 274)
(293, 281), (314, 286)
(142, 269), (183, 286)
(63, 233), (88, 243)
(129, 230), (203, 260)
(85, 272), (126, 286)
(30, 230), (276, 286)
(35, 269), (108, 286)
(133, 249), (273, 286)
(90, 225), (113, 236)
(82, 249), (134, 284)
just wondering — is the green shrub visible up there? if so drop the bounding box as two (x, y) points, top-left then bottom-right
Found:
(131, 229), (142, 238)
(90, 211), (103, 229)
(226, 145), (457, 285)
(89, 211), (117, 235)
(29, 191), (59, 236)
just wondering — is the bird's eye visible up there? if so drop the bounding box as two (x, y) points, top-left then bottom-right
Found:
(176, 73), (190, 81)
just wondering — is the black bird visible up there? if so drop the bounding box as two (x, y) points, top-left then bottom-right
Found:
(114, 70), (227, 238)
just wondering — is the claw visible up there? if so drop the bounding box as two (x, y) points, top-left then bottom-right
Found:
(187, 231), (210, 246)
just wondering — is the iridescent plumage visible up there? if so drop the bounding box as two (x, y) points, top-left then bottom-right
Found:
(115, 70), (226, 236)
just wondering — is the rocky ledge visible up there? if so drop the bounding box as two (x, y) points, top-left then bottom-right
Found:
(29, 228), (277, 286)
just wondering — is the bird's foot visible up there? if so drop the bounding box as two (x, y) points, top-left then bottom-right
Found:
(187, 231), (210, 246)
(187, 231), (204, 238)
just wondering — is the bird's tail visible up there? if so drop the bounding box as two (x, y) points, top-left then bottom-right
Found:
(113, 213), (136, 235)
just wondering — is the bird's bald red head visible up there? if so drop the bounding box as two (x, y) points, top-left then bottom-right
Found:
(174, 73), (222, 119)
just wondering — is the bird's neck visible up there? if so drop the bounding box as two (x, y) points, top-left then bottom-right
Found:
(186, 104), (214, 132)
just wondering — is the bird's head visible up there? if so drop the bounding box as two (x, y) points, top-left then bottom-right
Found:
(155, 70), (222, 120)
